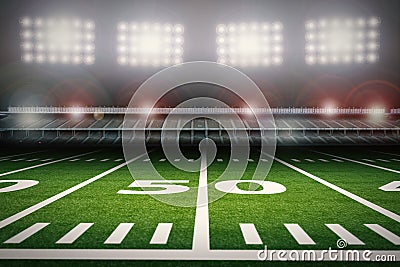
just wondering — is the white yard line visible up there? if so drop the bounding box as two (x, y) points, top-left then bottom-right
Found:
(0, 150), (47, 161)
(0, 151), (98, 178)
(370, 151), (400, 157)
(0, 153), (145, 230)
(274, 157), (400, 223)
(192, 154), (210, 252)
(313, 151), (400, 174)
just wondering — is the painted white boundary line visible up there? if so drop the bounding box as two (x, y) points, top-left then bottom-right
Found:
(0, 249), (398, 261)
(274, 157), (400, 223)
(0, 153), (145, 230)
(313, 151), (400, 174)
(0, 151), (98, 178)
(192, 154), (210, 252)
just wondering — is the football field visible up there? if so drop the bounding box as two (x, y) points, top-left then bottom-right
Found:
(0, 146), (399, 266)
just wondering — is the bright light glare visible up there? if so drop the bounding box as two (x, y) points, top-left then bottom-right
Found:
(19, 17), (95, 65)
(216, 21), (284, 67)
(305, 16), (380, 65)
(117, 22), (184, 67)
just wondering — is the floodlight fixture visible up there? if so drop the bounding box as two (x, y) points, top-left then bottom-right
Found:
(19, 16), (95, 65)
(117, 22), (184, 67)
(216, 21), (284, 67)
(305, 16), (380, 65)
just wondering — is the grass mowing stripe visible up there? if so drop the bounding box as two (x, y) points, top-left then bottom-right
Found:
(313, 151), (400, 174)
(0, 151), (98, 178)
(273, 157), (400, 223)
(0, 153), (145, 230)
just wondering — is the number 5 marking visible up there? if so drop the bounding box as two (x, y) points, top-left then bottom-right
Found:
(117, 180), (190, 195)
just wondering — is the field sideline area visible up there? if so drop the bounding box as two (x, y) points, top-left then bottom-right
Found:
(0, 146), (399, 266)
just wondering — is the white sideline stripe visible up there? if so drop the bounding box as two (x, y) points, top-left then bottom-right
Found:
(100, 159), (109, 162)
(363, 159), (375, 162)
(26, 158), (39, 162)
(104, 223), (134, 244)
(86, 158), (95, 162)
(217, 159), (223, 162)
(233, 159), (239, 162)
(0, 151), (97, 178)
(284, 224), (316, 245)
(319, 159), (329, 162)
(159, 158), (166, 162)
(365, 224), (400, 245)
(69, 158), (80, 162)
(4, 223), (49, 244)
(291, 159), (300, 162)
(332, 159), (344, 162)
(40, 158), (53, 162)
(274, 157), (400, 223)
(0, 153), (145, 230)
(192, 154), (210, 252)
(315, 151), (400, 174)
(247, 159), (254, 162)
(391, 159), (400, 162)
(150, 223), (173, 244)
(239, 224), (263, 245)
(56, 223), (93, 244)
(305, 159), (314, 163)
(114, 158), (123, 162)
(0, 249), (399, 260)
(377, 159), (390, 162)
(11, 158), (25, 162)
(325, 224), (364, 245)
(0, 150), (47, 160)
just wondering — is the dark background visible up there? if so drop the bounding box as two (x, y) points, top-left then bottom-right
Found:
(0, 0), (398, 109)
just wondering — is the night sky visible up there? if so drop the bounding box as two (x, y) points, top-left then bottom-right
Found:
(0, 0), (398, 109)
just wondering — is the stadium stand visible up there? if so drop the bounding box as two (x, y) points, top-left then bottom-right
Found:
(0, 107), (399, 146)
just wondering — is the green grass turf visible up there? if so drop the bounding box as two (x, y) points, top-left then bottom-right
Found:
(0, 146), (398, 266)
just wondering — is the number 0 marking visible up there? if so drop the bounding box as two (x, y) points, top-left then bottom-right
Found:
(379, 181), (400, 192)
(215, 180), (286, 194)
(117, 180), (190, 195)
